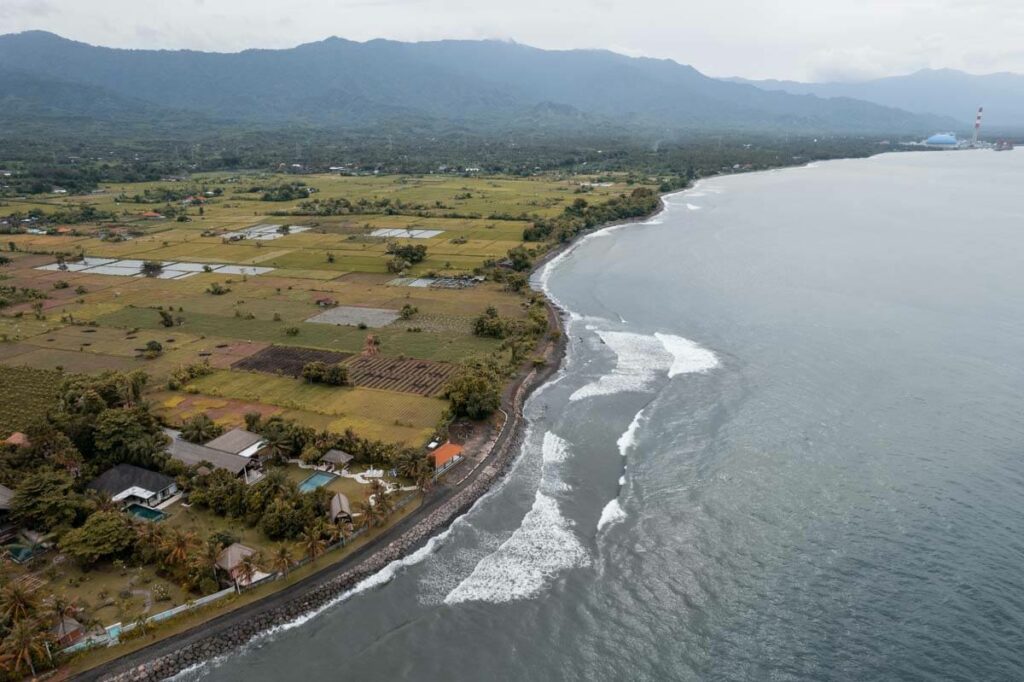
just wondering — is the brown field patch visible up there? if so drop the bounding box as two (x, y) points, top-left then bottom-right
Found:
(232, 344), (350, 377)
(193, 339), (269, 369)
(152, 391), (282, 426)
(344, 355), (456, 396)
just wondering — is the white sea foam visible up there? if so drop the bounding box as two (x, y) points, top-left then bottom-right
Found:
(570, 331), (672, 401)
(686, 203), (702, 211)
(597, 499), (627, 531)
(654, 333), (720, 377)
(617, 408), (646, 455)
(444, 490), (590, 604)
(619, 475), (626, 486)
(542, 431), (570, 463)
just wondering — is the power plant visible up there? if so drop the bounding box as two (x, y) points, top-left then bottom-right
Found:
(918, 106), (1013, 150)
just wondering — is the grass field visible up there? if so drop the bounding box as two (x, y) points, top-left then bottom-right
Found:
(186, 370), (446, 444)
(0, 171), (651, 446)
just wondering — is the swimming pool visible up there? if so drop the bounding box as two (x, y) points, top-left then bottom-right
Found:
(127, 503), (167, 522)
(298, 471), (337, 493)
(6, 545), (33, 563)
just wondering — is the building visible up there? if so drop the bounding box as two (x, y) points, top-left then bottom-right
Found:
(216, 542), (259, 585)
(322, 449), (354, 471)
(204, 428), (265, 459)
(431, 442), (465, 475)
(328, 493), (353, 524)
(87, 464), (178, 508)
(163, 428), (255, 481)
(52, 616), (85, 648)
(925, 133), (959, 147)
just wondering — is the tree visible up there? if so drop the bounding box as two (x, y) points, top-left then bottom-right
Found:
(181, 414), (223, 444)
(92, 406), (167, 469)
(11, 470), (84, 532)
(399, 304), (418, 320)
(45, 594), (76, 642)
(301, 361), (327, 384)
(236, 552), (262, 586)
(271, 544), (294, 576)
(141, 260), (163, 277)
(0, 582), (38, 624)
(158, 310), (175, 327)
(160, 529), (200, 569)
(1, 619), (52, 677)
(322, 363), (349, 386)
(506, 246), (533, 271)
(299, 525), (326, 561)
(60, 511), (136, 565)
(444, 366), (502, 419)
(355, 499), (385, 531)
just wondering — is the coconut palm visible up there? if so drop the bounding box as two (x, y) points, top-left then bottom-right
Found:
(193, 537), (224, 583)
(369, 479), (393, 514)
(299, 525), (326, 562)
(0, 582), (38, 624)
(262, 427), (292, 461)
(271, 544), (294, 576)
(44, 594), (76, 642)
(180, 414), (222, 444)
(1, 618), (51, 677)
(236, 552), (262, 587)
(134, 520), (166, 563)
(160, 529), (200, 569)
(355, 499), (385, 531)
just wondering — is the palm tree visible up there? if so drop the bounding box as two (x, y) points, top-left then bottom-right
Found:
(369, 479), (393, 514)
(118, 370), (148, 408)
(0, 582), (38, 624)
(262, 427), (291, 461)
(236, 552), (262, 587)
(1, 619), (51, 677)
(45, 594), (75, 642)
(355, 499), (384, 531)
(180, 414), (222, 444)
(134, 521), (166, 563)
(299, 525), (326, 562)
(193, 538), (224, 583)
(161, 529), (200, 569)
(271, 544), (294, 576)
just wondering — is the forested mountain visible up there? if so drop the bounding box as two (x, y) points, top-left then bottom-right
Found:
(0, 31), (955, 136)
(728, 69), (1024, 132)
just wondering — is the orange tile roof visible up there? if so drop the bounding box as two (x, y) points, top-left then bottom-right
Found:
(431, 442), (464, 468)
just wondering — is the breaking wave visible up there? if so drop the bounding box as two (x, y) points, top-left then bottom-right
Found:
(654, 332), (720, 377)
(571, 331), (719, 400)
(597, 499), (627, 531)
(570, 331), (672, 400)
(444, 490), (591, 604)
(617, 409), (646, 455)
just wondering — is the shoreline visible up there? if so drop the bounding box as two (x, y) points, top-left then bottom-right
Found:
(74, 150), (870, 679)
(72, 186), (675, 682)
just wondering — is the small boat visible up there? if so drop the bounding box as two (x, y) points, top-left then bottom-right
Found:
(993, 140), (1015, 152)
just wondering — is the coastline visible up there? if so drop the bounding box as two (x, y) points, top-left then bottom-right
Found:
(71, 188), (674, 682)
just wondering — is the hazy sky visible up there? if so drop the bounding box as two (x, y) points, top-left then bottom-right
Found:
(2, 0), (1023, 81)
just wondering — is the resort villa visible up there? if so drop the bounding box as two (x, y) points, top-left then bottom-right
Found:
(163, 428), (265, 483)
(87, 464), (178, 508)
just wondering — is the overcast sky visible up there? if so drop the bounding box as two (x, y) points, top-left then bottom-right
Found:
(2, 0), (1023, 81)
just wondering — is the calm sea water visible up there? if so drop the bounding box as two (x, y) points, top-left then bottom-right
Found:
(188, 150), (1024, 681)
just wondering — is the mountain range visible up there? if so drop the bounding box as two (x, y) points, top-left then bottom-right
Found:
(729, 69), (1024, 132)
(0, 31), (962, 139)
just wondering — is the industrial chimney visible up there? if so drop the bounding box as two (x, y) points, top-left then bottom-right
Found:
(972, 107), (983, 146)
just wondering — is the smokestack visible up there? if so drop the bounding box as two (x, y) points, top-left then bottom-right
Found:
(972, 106), (983, 146)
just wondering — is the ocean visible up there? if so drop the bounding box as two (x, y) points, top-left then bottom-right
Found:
(185, 149), (1024, 681)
